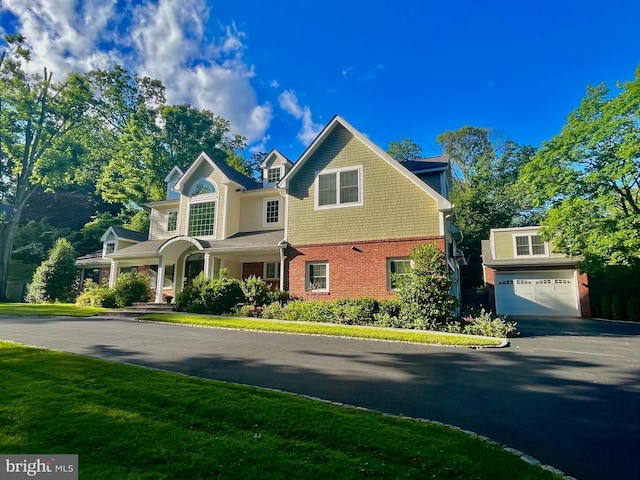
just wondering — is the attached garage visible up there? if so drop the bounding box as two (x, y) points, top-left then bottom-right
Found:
(494, 270), (580, 317)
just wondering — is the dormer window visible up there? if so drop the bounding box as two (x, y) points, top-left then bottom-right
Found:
(105, 241), (116, 255)
(267, 167), (281, 184)
(514, 234), (547, 256)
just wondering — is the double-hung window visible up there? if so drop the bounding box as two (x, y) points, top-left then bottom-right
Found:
(263, 198), (281, 226)
(315, 166), (362, 209)
(265, 262), (280, 280)
(514, 235), (547, 256)
(167, 211), (178, 233)
(267, 167), (281, 183)
(387, 258), (412, 289)
(306, 262), (328, 291)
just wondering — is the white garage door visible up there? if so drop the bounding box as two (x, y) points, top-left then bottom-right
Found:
(495, 271), (579, 317)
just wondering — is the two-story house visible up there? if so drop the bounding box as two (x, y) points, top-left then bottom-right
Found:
(77, 115), (461, 303)
(482, 227), (591, 317)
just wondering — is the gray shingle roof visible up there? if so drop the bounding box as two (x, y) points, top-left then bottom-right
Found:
(111, 227), (148, 242)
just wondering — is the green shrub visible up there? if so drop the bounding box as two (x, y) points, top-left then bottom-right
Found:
(396, 243), (458, 330)
(611, 294), (625, 320)
(241, 275), (272, 306)
(113, 272), (151, 307)
(268, 288), (292, 305)
(600, 295), (612, 319)
(262, 301), (286, 319)
(627, 297), (640, 322)
(75, 279), (117, 308)
(459, 309), (518, 338)
(25, 238), (77, 303)
(175, 273), (244, 314)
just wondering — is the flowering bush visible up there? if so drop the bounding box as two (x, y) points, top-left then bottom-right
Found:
(451, 309), (518, 338)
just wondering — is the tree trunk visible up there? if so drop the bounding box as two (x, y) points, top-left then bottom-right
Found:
(0, 216), (21, 302)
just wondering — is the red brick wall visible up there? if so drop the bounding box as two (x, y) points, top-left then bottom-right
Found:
(285, 237), (446, 300)
(577, 271), (591, 317)
(483, 266), (496, 312)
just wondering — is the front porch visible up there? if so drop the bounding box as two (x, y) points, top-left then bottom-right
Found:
(106, 230), (286, 303)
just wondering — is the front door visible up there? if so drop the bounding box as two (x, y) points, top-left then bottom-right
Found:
(185, 253), (205, 285)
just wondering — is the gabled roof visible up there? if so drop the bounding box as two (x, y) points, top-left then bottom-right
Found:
(279, 115), (453, 211)
(260, 149), (293, 169)
(164, 166), (184, 183)
(174, 151), (261, 193)
(100, 226), (148, 243)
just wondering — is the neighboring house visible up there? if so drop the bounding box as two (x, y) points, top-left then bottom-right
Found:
(76, 115), (461, 303)
(482, 227), (591, 317)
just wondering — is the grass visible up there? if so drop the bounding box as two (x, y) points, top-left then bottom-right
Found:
(0, 303), (503, 346)
(0, 341), (560, 480)
(0, 303), (107, 317)
(140, 313), (503, 347)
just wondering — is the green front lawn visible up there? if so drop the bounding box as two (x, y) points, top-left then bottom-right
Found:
(0, 341), (560, 479)
(0, 303), (107, 317)
(141, 313), (503, 347)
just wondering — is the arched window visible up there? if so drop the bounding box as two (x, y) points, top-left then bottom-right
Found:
(189, 179), (216, 196)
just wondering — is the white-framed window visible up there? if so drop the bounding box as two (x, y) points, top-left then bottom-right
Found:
(263, 198), (281, 226)
(104, 241), (116, 256)
(267, 167), (281, 184)
(306, 262), (329, 291)
(187, 178), (218, 238)
(188, 201), (216, 237)
(265, 262), (280, 280)
(514, 234), (547, 256)
(315, 166), (363, 209)
(167, 210), (178, 232)
(387, 258), (412, 289)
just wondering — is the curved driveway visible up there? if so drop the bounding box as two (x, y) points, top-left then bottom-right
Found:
(1, 315), (639, 480)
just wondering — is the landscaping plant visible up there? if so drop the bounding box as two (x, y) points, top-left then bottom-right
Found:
(25, 238), (77, 303)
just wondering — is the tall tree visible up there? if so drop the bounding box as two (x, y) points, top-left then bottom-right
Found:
(437, 127), (538, 290)
(387, 137), (422, 162)
(0, 35), (93, 301)
(520, 67), (640, 272)
(85, 67), (251, 216)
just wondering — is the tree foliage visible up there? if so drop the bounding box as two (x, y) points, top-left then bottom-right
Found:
(436, 127), (539, 288)
(521, 67), (640, 271)
(387, 137), (423, 162)
(396, 243), (458, 329)
(0, 34), (93, 301)
(25, 238), (77, 303)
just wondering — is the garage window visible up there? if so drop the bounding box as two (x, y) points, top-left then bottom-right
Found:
(514, 235), (547, 256)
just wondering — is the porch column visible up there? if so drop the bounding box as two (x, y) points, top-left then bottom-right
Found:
(154, 257), (165, 304)
(108, 260), (119, 288)
(279, 246), (285, 291)
(204, 253), (212, 278)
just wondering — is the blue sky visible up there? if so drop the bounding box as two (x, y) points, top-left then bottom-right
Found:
(1, 0), (639, 160)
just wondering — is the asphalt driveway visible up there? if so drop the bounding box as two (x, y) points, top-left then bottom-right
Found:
(1, 315), (639, 480)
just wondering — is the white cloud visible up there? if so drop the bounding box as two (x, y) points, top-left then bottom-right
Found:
(270, 79), (280, 88)
(0, 0), (272, 144)
(278, 90), (322, 145)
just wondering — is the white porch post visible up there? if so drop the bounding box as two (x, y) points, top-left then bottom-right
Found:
(108, 260), (119, 288)
(204, 253), (212, 278)
(155, 257), (165, 303)
(279, 246), (285, 291)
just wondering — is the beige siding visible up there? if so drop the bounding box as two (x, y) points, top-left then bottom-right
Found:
(237, 192), (283, 232)
(224, 185), (241, 238)
(149, 207), (179, 240)
(287, 124), (441, 245)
